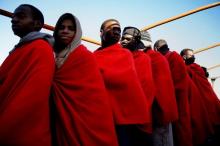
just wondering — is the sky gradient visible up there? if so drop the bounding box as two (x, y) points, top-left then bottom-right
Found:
(1, 0), (220, 97)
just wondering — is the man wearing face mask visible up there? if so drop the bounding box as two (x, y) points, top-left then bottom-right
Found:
(180, 48), (220, 142)
(120, 26), (155, 146)
(94, 20), (151, 146)
(154, 40), (193, 146)
(180, 49), (216, 145)
(141, 32), (178, 146)
(180, 48), (208, 77)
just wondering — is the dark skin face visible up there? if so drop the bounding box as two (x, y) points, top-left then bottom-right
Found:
(11, 6), (40, 38)
(154, 45), (169, 55)
(100, 21), (121, 47)
(120, 34), (135, 50)
(56, 19), (76, 48)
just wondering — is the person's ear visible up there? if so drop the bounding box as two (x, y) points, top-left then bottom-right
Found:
(100, 30), (105, 40)
(100, 30), (103, 37)
(183, 55), (187, 60)
(34, 20), (43, 31)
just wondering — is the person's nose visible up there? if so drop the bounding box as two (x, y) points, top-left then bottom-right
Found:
(11, 16), (18, 24)
(63, 27), (70, 33)
(120, 39), (127, 44)
(60, 27), (69, 34)
(114, 29), (120, 35)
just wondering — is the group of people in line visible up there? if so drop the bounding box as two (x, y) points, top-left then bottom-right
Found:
(0, 4), (220, 146)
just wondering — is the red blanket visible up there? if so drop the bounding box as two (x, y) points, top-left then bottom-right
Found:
(146, 49), (178, 125)
(188, 63), (220, 125)
(188, 78), (213, 145)
(52, 45), (118, 146)
(165, 51), (192, 146)
(132, 50), (155, 133)
(94, 44), (150, 125)
(0, 39), (54, 146)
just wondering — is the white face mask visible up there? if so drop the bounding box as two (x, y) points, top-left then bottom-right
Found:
(142, 40), (152, 47)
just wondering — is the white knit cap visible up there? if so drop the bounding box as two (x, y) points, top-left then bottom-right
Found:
(141, 30), (152, 47)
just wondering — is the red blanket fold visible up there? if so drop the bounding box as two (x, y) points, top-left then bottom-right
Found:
(52, 45), (118, 146)
(0, 39), (54, 146)
(188, 63), (220, 125)
(132, 50), (155, 133)
(188, 78), (214, 145)
(94, 44), (150, 125)
(146, 49), (178, 125)
(165, 51), (192, 146)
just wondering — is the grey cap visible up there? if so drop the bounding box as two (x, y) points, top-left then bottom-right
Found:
(141, 31), (152, 42)
(122, 26), (141, 39)
(154, 39), (167, 49)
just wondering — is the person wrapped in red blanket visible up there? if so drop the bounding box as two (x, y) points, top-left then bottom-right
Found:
(187, 77), (214, 145)
(0, 4), (54, 146)
(181, 48), (220, 126)
(141, 31), (178, 146)
(51, 14), (118, 146)
(94, 19), (150, 146)
(154, 39), (192, 146)
(120, 26), (156, 145)
(181, 48), (220, 144)
(141, 31), (179, 125)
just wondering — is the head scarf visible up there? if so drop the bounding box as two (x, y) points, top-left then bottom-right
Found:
(53, 13), (82, 68)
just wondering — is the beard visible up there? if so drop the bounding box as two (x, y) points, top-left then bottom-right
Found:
(157, 45), (169, 55)
(185, 56), (195, 65)
(121, 41), (139, 51)
(102, 31), (120, 47)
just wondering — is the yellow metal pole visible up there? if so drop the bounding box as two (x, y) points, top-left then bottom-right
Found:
(211, 75), (220, 79)
(0, 8), (101, 45)
(1, 1), (220, 46)
(140, 2), (220, 31)
(208, 64), (220, 71)
(194, 43), (220, 54)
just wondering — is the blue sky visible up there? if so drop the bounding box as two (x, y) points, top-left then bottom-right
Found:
(1, 0), (220, 97)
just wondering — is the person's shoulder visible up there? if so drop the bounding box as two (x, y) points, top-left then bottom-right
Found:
(120, 47), (132, 54)
(191, 63), (200, 67)
(74, 44), (95, 59)
(133, 50), (148, 58)
(154, 51), (165, 59)
(31, 39), (51, 45)
(170, 51), (182, 59)
(165, 51), (184, 65)
(171, 51), (179, 56)
(147, 49), (159, 56)
(135, 51), (151, 63)
(95, 43), (131, 55)
(26, 39), (54, 57)
(18, 39), (52, 51)
(110, 44), (132, 55)
(75, 44), (90, 52)
(189, 63), (202, 70)
(27, 39), (53, 51)
(116, 47), (135, 59)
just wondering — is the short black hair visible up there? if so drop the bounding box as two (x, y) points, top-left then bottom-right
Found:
(19, 4), (44, 29)
(180, 48), (193, 57)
